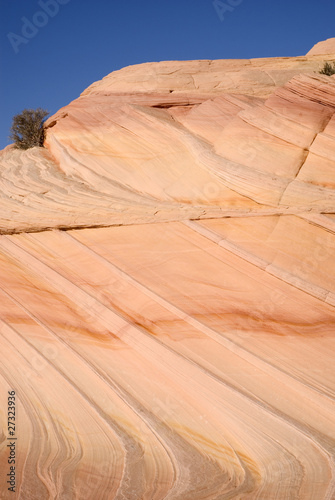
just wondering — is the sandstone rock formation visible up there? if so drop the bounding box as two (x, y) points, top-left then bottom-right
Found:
(307, 37), (335, 56)
(1, 44), (335, 499)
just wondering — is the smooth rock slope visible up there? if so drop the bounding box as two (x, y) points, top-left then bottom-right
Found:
(307, 37), (335, 55)
(1, 44), (335, 499)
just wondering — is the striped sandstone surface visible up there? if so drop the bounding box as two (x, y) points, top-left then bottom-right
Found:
(0, 41), (335, 499)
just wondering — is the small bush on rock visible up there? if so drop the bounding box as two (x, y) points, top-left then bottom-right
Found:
(9, 108), (49, 150)
(319, 61), (335, 76)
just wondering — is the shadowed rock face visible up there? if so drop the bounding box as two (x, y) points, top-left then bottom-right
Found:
(1, 47), (335, 499)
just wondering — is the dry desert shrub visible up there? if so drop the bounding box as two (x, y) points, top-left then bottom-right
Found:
(319, 61), (335, 76)
(9, 108), (49, 149)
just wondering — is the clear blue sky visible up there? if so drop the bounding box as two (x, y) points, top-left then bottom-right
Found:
(1, 0), (335, 149)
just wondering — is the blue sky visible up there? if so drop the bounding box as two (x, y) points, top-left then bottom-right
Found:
(1, 0), (335, 149)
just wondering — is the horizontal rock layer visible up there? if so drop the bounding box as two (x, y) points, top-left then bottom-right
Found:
(2, 71), (335, 234)
(82, 55), (335, 98)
